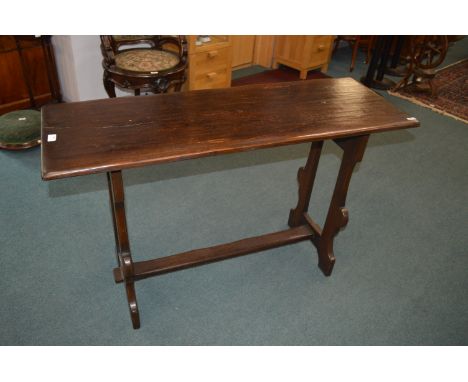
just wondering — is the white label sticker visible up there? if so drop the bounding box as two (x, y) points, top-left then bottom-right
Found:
(47, 134), (57, 142)
(18, 117), (27, 121)
(406, 117), (417, 121)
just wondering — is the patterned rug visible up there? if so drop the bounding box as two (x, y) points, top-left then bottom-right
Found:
(232, 65), (329, 87)
(389, 59), (468, 123)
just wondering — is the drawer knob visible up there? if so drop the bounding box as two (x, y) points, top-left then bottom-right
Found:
(207, 50), (218, 58)
(317, 44), (325, 51)
(206, 72), (217, 79)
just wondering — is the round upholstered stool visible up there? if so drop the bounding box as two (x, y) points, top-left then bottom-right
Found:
(0, 110), (41, 150)
(114, 49), (180, 73)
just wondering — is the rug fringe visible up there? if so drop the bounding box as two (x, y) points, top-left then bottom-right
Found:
(388, 90), (468, 124)
(437, 58), (468, 72)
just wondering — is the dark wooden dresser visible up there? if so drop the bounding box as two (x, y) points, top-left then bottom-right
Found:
(0, 35), (61, 115)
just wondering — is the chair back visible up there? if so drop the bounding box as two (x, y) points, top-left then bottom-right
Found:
(100, 35), (187, 66)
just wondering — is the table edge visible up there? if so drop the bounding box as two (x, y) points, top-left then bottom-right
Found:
(41, 119), (419, 180)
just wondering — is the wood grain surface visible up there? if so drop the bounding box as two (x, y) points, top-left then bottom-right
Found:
(41, 77), (419, 180)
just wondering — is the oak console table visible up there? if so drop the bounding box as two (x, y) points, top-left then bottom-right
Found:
(41, 78), (419, 329)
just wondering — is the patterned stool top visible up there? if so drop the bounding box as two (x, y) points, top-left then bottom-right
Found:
(0, 109), (41, 149)
(115, 49), (180, 73)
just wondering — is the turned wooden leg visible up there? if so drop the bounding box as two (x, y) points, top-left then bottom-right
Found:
(350, 41), (359, 72)
(173, 78), (184, 92)
(107, 171), (140, 329)
(289, 135), (369, 276)
(103, 71), (116, 98)
(299, 69), (308, 80)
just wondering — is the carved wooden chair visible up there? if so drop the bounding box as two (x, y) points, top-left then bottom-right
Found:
(100, 35), (187, 97)
(333, 36), (375, 72)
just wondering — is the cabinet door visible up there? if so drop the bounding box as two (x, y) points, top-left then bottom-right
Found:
(21, 43), (52, 104)
(274, 36), (313, 67)
(0, 36), (31, 112)
(0, 36), (58, 115)
(231, 35), (255, 68)
(252, 36), (275, 68)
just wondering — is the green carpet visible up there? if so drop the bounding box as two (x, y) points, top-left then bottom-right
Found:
(0, 38), (467, 345)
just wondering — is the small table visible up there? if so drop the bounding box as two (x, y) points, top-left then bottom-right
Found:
(41, 78), (419, 329)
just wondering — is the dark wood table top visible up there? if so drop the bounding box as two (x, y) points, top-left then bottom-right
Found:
(41, 78), (419, 180)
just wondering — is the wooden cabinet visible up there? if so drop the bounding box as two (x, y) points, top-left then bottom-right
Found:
(273, 36), (334, 79)
(187, 36), (232, 90)
(0, 36), (61, 115)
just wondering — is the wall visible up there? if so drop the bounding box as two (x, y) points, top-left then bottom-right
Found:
(50, 36), (79, 102)
(52, 35), (127, 102)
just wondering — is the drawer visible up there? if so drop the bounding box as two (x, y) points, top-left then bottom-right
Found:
(191, 47), (230, 74)
(192, 67), (230, 90)
(309, 36), (333, 62)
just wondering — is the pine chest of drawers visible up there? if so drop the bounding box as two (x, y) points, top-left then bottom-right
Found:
(187, 36), (232, 90)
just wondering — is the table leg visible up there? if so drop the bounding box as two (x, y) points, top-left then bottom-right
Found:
(289, 135), (369, 276)
(107, 171), (141, 329)
(288, 141), (323, 227)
